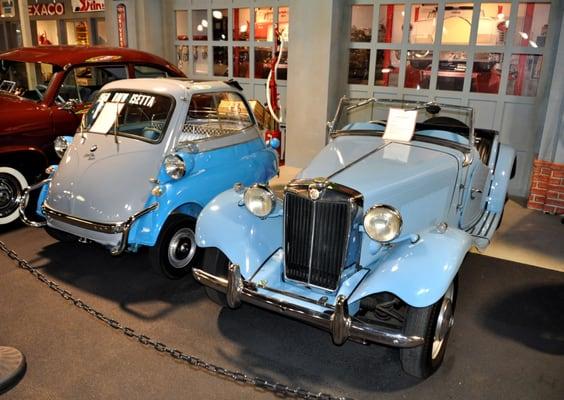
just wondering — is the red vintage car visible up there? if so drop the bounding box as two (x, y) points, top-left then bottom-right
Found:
(0, 46), (184, 225)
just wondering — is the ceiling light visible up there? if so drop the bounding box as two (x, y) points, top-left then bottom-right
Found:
(240, 24), (248, 33)
(519, 31), (528, 40)
(201, 19), (208, 28)
(529, 40), (538, 48)
(197, 24), (203, 32)
(212, 10), (223, 19)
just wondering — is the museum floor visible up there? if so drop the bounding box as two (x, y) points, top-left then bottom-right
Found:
(0, 166), (563, 399)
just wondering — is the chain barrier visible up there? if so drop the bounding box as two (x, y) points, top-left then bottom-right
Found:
(0, 240), (351, 400)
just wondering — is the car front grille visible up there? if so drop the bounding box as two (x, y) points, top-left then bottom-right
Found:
(283, 179), (362, 291)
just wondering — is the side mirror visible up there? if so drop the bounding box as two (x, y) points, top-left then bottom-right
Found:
(60, 98), (80, 111)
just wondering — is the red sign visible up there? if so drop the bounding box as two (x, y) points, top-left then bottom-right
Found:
(72, 0), (105, 13)
(28, 2), (65, 16)
(117, 3), (127, 48)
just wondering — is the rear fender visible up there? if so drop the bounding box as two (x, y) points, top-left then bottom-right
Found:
(487, 144), (515, 213)
(348, 227), (472, 308)
(195, 188), (283, 277)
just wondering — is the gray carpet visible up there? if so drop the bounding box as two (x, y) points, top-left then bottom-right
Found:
(0, 224), (563, 399)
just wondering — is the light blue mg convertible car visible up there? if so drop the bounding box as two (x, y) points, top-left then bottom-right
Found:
(20, 78), (278, 278)
(193, 97), (515, 378)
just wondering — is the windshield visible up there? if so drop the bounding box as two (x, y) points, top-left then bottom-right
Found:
(0, 60), (56, 101)
(83, 90), (174, 143)
(330, 97), (474, 147)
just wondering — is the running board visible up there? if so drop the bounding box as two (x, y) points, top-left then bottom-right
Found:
(465, 210), (501, 250)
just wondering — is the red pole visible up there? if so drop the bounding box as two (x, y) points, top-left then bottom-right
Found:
(382, 5), (394, 85)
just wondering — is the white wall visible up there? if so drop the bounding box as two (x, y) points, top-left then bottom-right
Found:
(285, 0), (350, 168)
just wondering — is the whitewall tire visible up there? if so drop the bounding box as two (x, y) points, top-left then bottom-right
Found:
(0, 167), (28, 225)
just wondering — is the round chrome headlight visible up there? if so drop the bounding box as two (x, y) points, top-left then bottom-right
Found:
(363, 205), (402, 242)
(243, 184), (275, 218)
(54, 136), (69, 158)
(164, 154), (186, 179)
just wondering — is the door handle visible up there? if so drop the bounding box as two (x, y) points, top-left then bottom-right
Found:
(471, 188), (482, 199)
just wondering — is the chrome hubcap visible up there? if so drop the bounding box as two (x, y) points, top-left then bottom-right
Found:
(0, 175), (20, 218)
(167, 227), (197, 269)
(432, 282), (455, 360)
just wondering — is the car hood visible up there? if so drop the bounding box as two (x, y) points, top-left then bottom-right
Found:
(298, 135), (461, 234)
(0, 93), (47, 132)
(46, 133), (163, 223)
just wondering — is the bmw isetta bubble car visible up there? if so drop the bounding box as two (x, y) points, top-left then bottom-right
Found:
(20, 78), (278, 278)
(193, 97), (515, 378)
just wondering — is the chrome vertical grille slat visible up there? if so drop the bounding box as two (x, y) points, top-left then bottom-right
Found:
(284, 193), (312, 282)
(310, 201), (349, 290)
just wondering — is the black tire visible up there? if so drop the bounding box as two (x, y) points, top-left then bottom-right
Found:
(400, 278), (457, 378)
(44, 226), (77, 243)
(201, 247), (230, 306)
(149, 214), (201, 279)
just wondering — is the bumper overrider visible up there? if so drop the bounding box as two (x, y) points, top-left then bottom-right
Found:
(19, 178), (158, 255)
(192, 264), (424, 348)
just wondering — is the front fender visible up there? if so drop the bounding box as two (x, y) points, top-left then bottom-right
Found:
(128, 139), (278, 248)
(349, 227), (472, 308)
(487, 144), (515, 213)
(195, 188), (283, 277)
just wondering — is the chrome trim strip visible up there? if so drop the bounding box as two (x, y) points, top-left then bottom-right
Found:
(42, 202), (158, 255)
(193, 265), (424, 348)
(326, 142), (389, 181)
(18, 178), (52, 228)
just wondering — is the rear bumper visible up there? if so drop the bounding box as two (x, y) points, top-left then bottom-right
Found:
(192, 264), (424, 348)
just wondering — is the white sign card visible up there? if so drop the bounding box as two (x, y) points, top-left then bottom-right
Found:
(89, 102), (124, 134)
(383, 108), (418, 142)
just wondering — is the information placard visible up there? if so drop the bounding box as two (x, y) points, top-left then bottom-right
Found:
(383, 108), (417, 142)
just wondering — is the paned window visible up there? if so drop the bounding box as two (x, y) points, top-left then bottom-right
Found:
(471, 53), (503, 94)
(348, 1), (550, 97)
(233, 8), (250, 41)
(192, 10), (208, 41)
(378, 4), (404, 44)
(409, 3), (438, 44)
(351, 5), (373, 42)
(173, 5), (289, 84)
(513, 2), (550, 48)
(175, 10), (188, 40)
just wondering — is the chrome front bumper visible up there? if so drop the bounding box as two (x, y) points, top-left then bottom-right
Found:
(192, 264), (424, 348)
(19, 179), (157, 255)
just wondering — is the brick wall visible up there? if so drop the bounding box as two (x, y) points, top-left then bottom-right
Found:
(527, 159), (564, 215)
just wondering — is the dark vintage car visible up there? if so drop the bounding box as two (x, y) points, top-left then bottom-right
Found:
(0, 46), (184, 225)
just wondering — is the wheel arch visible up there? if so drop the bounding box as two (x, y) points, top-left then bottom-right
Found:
(0, 148), (49, 183)
(128, 200), (203, 248)
(348, 227), (472, 308)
